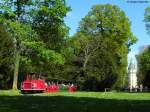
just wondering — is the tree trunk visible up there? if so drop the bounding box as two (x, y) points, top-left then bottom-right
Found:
(83, 54), (91, 70)
(12, 51), (20, 90)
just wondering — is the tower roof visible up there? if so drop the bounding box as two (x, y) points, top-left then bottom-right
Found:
(128, 56), (137, 71)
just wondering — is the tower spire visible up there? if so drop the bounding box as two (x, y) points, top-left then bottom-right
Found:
(128, 55), (137, 89)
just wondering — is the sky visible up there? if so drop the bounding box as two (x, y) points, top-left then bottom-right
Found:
(64, 0), (150, 62)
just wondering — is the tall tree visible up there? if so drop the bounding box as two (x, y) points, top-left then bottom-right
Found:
(136, 6), (150, 87)
(0, 0), (35, 90)
(0, 0), (68, 89)
(137, 47), (150, 87)
(2, 20), (38, 90)
(72, 4), (137, 90)
(28, 0), (70, 79)
(0, 22), (14, 89)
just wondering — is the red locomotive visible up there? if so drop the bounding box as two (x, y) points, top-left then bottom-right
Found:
(21, 73), (77, 93)
(21, 73), (46, 93)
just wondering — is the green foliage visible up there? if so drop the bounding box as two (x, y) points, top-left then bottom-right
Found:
(144, 7), (150, 35)
(26, 0), (70, 79)
(30, 0), (71, 51)
(0, 22), (14, 89)
(0, 0), (69, 89)
(137, 6), (150, 88)
(70, 4), (137, 91)
(137, 46), (150, 87)
(23, 41), (65, 65)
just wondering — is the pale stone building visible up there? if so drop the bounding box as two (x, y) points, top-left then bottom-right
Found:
(128, 58), (137, 89)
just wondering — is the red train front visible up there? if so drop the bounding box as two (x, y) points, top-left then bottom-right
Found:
(21, 73), (46, 93)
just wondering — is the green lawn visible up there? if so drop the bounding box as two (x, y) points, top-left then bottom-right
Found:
(0, 90), (150, 112)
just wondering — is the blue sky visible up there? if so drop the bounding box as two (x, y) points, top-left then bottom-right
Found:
(64, 0), (150, 61)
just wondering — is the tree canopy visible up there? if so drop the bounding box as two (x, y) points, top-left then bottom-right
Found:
(0, 0), (69, 90)
(70, 4), (137, 90)
(137, 47), (150, 87)
(136, 6), (150, 88)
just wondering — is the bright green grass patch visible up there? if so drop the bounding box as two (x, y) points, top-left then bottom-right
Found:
(0, 90), (150, 112)
(0, 90), (20, 96)
(42, 91), (150, 100)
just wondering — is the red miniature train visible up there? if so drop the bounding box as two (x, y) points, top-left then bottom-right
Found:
(21, 73), (77, 93)
(21, 73), (46, 93)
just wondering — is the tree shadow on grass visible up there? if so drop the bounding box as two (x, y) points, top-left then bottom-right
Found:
(0, 95), (149, 112)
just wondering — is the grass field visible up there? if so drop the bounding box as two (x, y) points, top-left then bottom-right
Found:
(0, 90), (150, 112)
